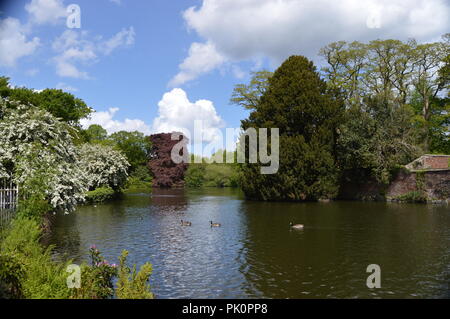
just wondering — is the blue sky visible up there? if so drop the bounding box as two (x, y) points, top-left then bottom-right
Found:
(1, 0), (449, 152)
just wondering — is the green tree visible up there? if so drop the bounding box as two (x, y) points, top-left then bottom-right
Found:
(238, 56), (345, 201)
(185, 164), (206, 187)
(230, 70), (273, 110)
(337, 95), (421, 184)
(85, 124), (108, 142)
(410, 92), (449, 154)
(108, 131), (152, 172)
(319, 36), (450, 152)
(0, 76), (91, 125)
(0, 98), (87, 214)
(77, 143), (130, 191)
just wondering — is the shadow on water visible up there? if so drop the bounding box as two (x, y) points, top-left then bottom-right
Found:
(47, 189), (450, 299)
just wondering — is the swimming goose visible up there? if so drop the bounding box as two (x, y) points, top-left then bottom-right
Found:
(290, 222), (304, 230)
(210, 221), (221, 227)
(181, 220), (192, 226)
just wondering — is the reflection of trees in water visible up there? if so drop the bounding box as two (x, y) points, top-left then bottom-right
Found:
(237, 200), (336, 298)
(43, 212), (82, 262)
(239, 201), (450, 298)
(150, 188), (188, 212)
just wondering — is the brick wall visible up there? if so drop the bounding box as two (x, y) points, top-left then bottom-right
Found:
(423, 156), (449, 169)
(386, 170), (450, 200)
(339, 169), (450, 201)
(405, 155), (450, 170)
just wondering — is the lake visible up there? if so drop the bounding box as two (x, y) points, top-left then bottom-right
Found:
(47, 188), (450, 298)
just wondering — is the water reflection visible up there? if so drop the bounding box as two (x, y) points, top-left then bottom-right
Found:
(150, 188), (188, 211)
(47, 189), (450, 299)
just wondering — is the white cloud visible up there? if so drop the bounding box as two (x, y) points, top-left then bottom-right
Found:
(52, 28), (135, 79)
(25, 0), (67, 25)
(99, 27), (135, 55)
(172, 0), (450, 84)
(80, 107), (152, 135)
(109, 0), (122, 5)
(169, 42), (226, 87)
(152, 88), (225, 143)
(56, 82), (78, 92)
(52, 30), (96, 79)
(0, 17), (40, 67)
(81, 89), (225, 143)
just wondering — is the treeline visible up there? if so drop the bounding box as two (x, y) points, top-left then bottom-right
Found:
(232, 36), (449, 201)
(82, 125), (153, 195)
(0, 77), (153, 200)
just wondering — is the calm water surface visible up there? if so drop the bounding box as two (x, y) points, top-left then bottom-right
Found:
(47, 188), (450, 298)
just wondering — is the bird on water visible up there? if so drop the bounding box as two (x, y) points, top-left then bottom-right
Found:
(289, 222), (304, 230)
(181, 220), (192, 226)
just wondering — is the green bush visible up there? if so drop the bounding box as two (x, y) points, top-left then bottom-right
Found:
(0, 217), (155, 299)
(185, 164), (206, 187)
(116, 250), (153, 299)
(85, 187), (115, 203)
(124, 166), (153, 193)
(0, 217), (72, 299)
(0, 250), (23, 298)
(130, 165), (153, 183)
(204, 164), (239, 187)
(185, 163), (239, 188)
(124, 177), (152, 193)
(393, 191), (428, 203)
(70, 246), (117, 299)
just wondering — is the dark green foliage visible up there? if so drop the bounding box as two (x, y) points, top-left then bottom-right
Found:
(410, 93), (450, 155)
(109, 131), (152, 172)
(185, 164), (206, 187)
(84, 124), (108, 142)
(71, 246), (117, 299)
(124, 166), (153, 193)
(0, 217), (72, 299)
(0, 249), (24, 298)
(185, 163), (239, 188)
(129, 165), (153, 183)
(242, 56), (343, 140)
(85, 187), (116, 204)
(337, 95), (421, 184)
(240, 135), (339, 200)
(238, 56), (344, 201)
(0, 77), (91, 125)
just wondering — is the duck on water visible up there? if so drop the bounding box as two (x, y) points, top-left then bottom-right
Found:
(290, 222), (304, 230)
(181, 220), (192, 226)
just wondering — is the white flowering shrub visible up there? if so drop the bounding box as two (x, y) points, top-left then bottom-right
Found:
(77, 143), (129, 191)
(0, 98), (87, 213)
